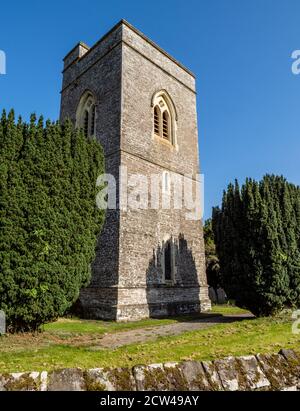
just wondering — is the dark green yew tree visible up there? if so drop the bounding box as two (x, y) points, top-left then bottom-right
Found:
(0, 110), (105, 331)
(212, 175), (300, 316)
(203, 219), (220, 291)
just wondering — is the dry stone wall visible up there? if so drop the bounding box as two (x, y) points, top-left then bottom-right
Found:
(0, 350), (299, 391)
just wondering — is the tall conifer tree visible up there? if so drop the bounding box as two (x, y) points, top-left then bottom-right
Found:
(213, 174), (300, 316)
(0, 111), (105, 331)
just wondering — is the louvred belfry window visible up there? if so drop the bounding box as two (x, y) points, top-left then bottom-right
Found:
(154, 105), (160, 135)
(162, 111), (169, 140)
(152, 91), (176, 146)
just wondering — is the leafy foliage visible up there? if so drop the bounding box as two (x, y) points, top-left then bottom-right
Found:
(0, 110), (105, 331)
(203, 219), (220, 290)
(212, 175), (300, 316)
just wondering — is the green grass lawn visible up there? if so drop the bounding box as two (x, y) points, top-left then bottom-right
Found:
(0, 306), (299, 373)
(210, 304), (250, 315)
(43, 316), (177, 335)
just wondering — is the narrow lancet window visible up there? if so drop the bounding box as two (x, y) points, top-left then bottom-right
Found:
(83, 110), (89, 137)
(164, 241), (172, 281)
(154, 105), (160, 135)
(90, 104), (96, 136)
(162, 111), (169, 140)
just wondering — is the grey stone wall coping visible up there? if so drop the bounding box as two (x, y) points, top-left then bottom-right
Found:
(0, 349), (299, 391)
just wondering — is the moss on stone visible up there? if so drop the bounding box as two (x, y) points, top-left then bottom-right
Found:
(206, 374), (220, 391)
(3, 373), (40, 391)
(165, 365), (188, 390)
(257, 354), (295, 390)
(108, 368), (135, 391)
(253, 369), (262, 385)
(83, 372), (106, 391)
(202, 364), (222, 391)
(192, 371), (211, 391)
(143, 366), (169, 390)
(235, 359), (249, 390)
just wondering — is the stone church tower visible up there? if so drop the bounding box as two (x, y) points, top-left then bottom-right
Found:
(60, 20), (211, 321)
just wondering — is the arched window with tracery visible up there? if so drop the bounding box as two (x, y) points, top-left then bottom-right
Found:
(76, 91), (96, 138)
(152, 90), (177, 146)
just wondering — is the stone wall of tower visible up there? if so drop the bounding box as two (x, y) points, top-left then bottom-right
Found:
(115, 24), (210, 319)
(60, 26), (123, 318)
(117, 168), (210, 320)
(120, 24), (199, 178)
(59, 20), (211, 321)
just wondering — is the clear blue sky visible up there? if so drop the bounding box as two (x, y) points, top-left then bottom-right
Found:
(1, 0), (300, 219)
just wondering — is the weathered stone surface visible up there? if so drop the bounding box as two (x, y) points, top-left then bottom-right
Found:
(205, 356), (270, 391)
(213, 357), (239, 391)
(202, 361), (224, 390)
(279, 349), (300, 389)
(162, 362), (189, 390)
(1, 350), (299, 391)
(236, 356), (270, 390)
(0, 371), (46, 391)
(133, 364), (171, 391)
(256, 353), (298, 390)
(216, 288), (227, 304)
(279, 349), (299, 362)
(60, 19), (211, 322)
(84, 368), (113, 391)
(47, 368), (86, 391)
(84, 367), (136, 391)
(279, 348), (300, 377)
(105, 367), (136, 391)
(179, 361), (211, 390)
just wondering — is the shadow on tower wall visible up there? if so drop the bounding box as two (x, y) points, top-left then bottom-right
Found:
(71, 209), (119, 320)
(146, 233), (202, 318)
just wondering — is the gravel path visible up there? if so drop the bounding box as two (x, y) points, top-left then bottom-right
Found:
(96, 313), (254, 349)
